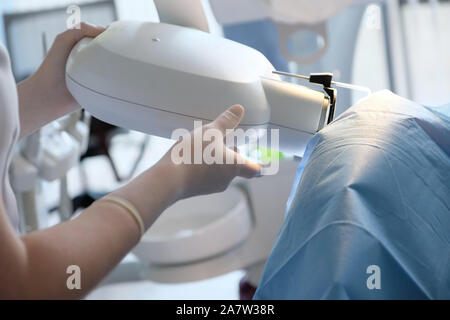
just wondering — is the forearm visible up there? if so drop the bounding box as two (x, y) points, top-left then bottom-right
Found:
(1, 164), (179, 299)
(15, 201), (139, 299)
(17, 72), (78, 139)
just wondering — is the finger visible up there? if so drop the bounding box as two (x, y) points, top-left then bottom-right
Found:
(237, 159), (262, 179)
(211, 105), (245, 136)
(58, 22), (105, 46)
(80, 22), (106, 38)
(233, 153), (262, 179)
(71, 22), (106, 42)
(50, 22), (105, 64)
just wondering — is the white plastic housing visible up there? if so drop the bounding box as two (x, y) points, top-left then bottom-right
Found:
(66, 21), (330, 155)
(133, 186), (252, 265)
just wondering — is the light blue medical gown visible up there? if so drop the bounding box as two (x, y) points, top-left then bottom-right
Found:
(254, 91), (450, 299)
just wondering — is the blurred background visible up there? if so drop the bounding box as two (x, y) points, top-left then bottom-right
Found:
(1, 0), (449, 299)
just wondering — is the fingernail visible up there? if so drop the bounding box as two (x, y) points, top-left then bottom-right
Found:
(228, 105), (244, 118)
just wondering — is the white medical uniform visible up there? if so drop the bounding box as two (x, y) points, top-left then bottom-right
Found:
(0, 43), (21, 231)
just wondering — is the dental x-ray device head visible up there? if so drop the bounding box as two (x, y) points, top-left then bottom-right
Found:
(66, 20), (337, 156)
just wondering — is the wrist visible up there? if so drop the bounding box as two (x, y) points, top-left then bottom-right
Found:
(111, 160), (183, 229)
(152, 159), (185, 202)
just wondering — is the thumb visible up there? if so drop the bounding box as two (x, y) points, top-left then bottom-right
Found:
(211, 105), (245, 135)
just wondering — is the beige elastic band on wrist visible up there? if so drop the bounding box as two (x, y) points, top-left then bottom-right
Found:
(101, 196), (145, 239)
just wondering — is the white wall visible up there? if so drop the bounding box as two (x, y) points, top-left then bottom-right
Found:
(352, 4), (390, 103)
(0, 0), (161, 46)
(402, 2), (450, 106)
(114, 0), (159, 22)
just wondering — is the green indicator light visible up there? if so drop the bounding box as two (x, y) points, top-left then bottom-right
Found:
(258, 147), (284, 163)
